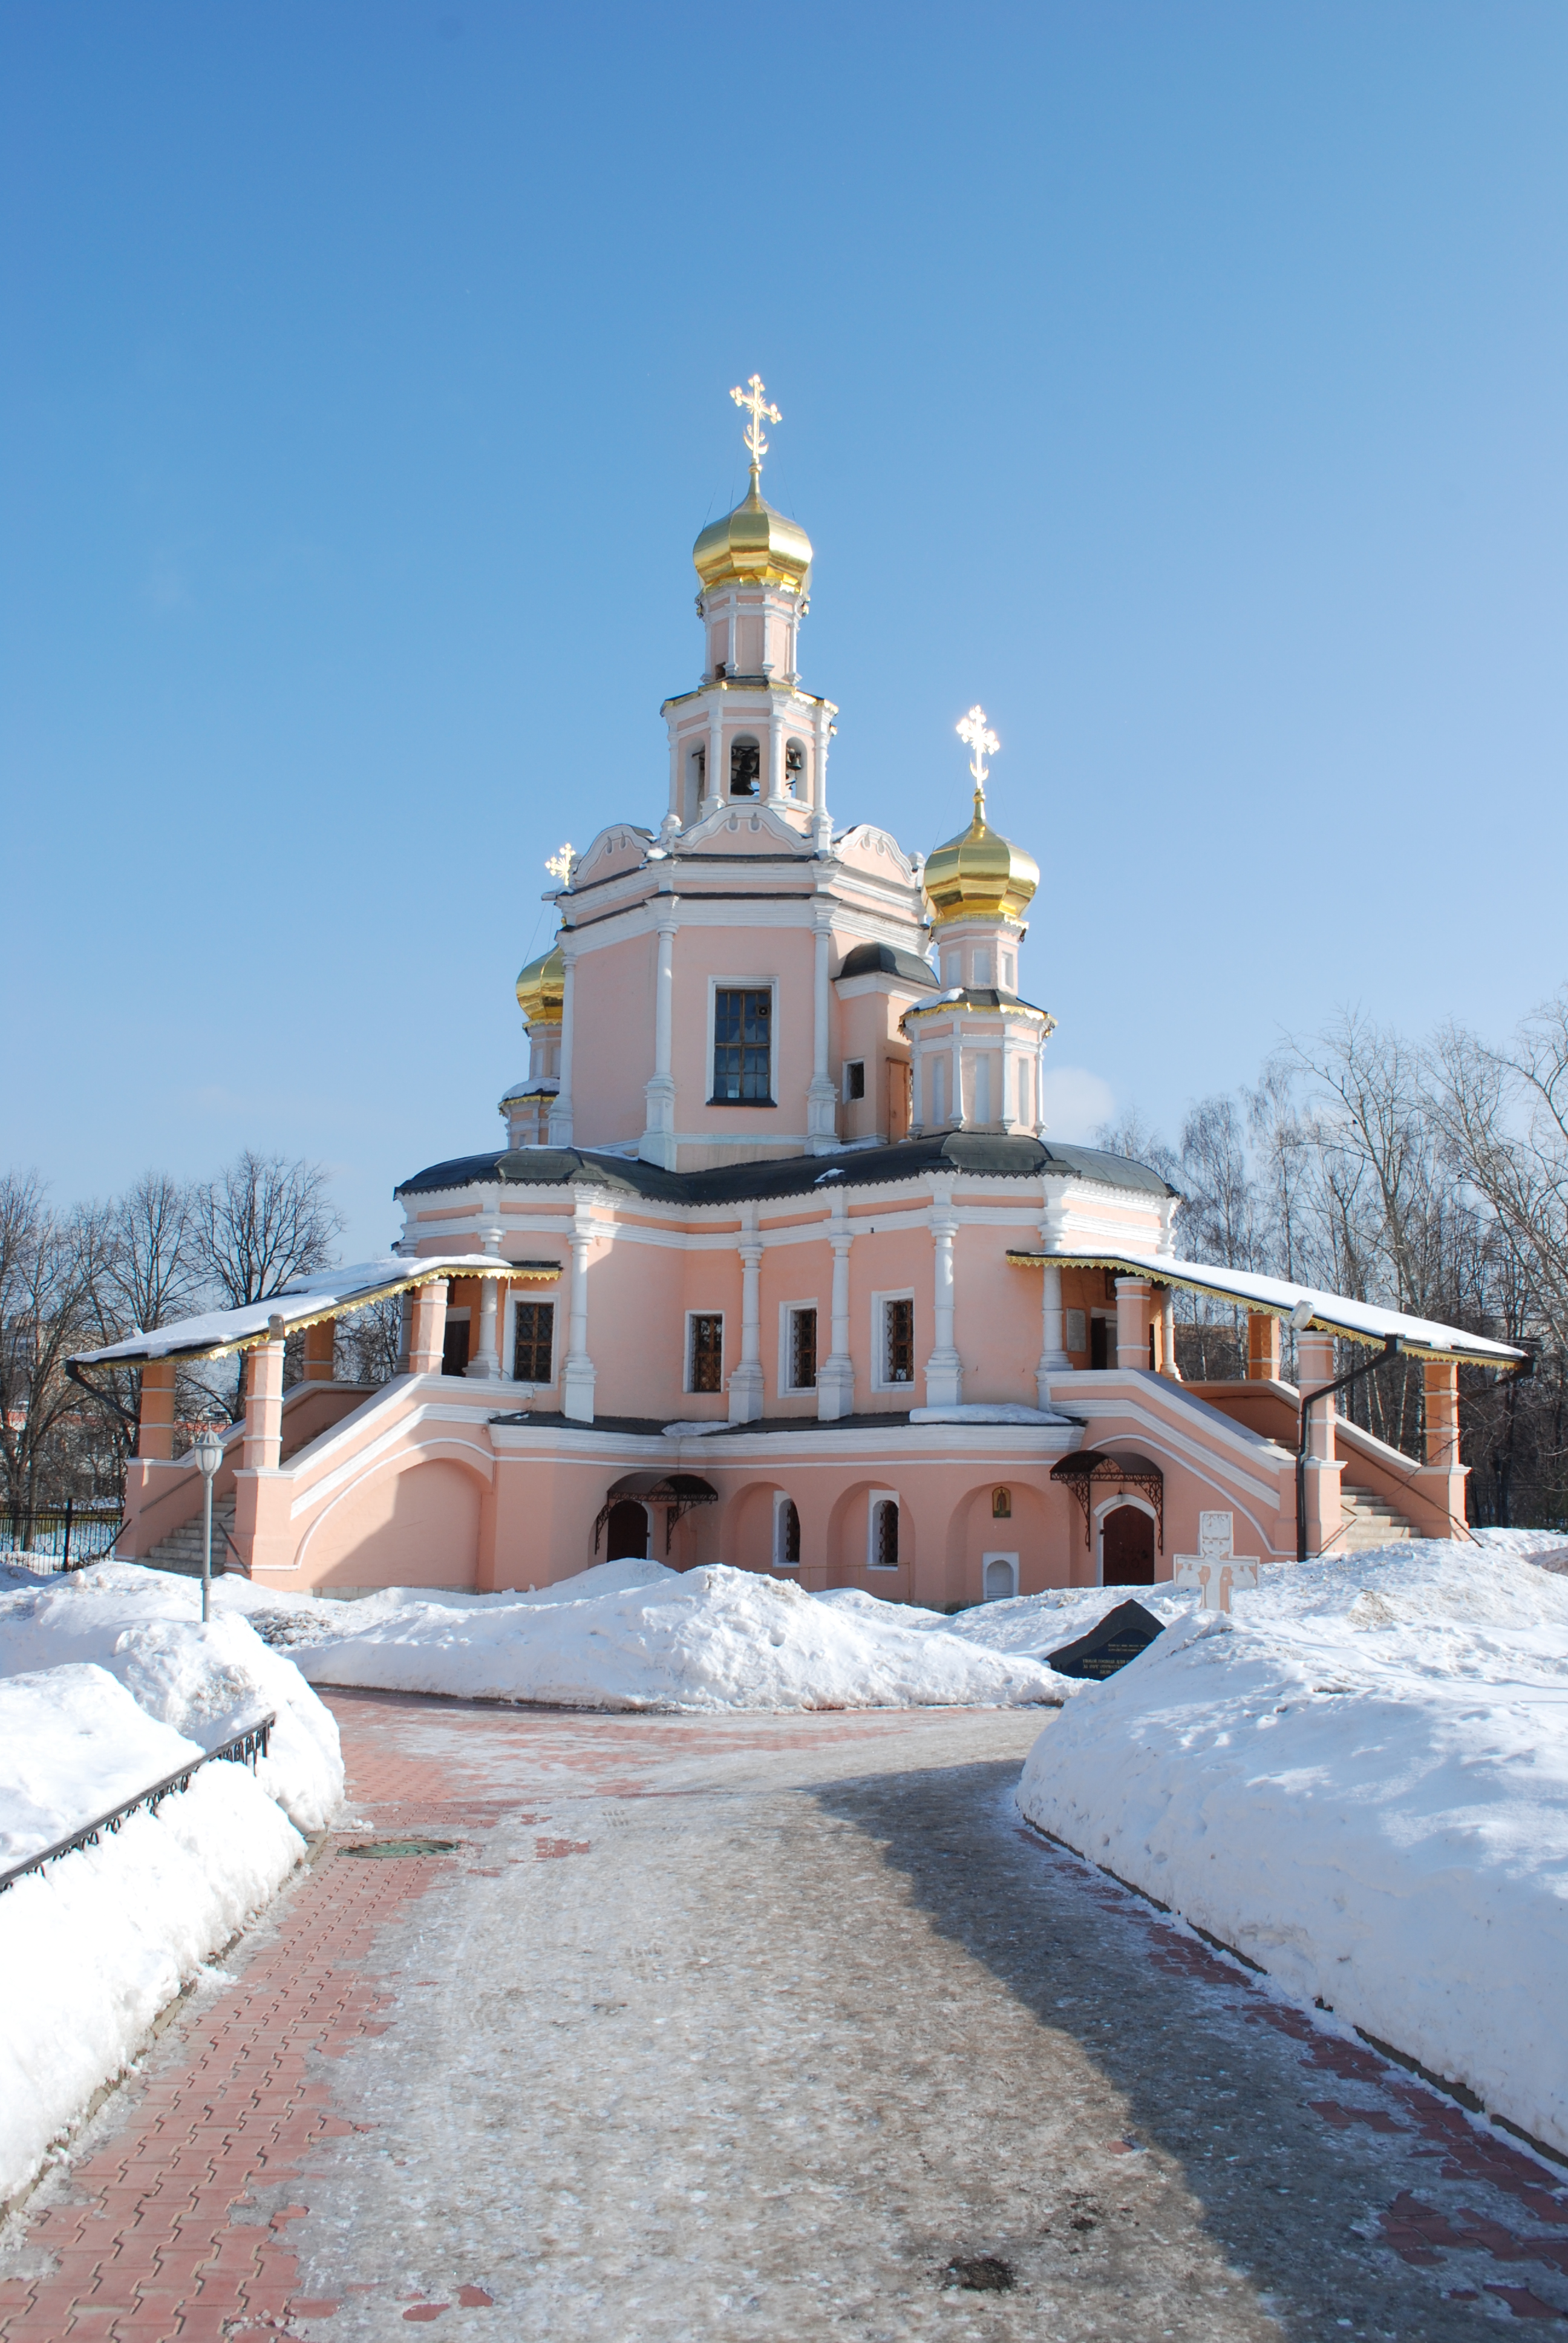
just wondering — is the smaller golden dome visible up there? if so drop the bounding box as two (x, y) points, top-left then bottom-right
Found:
(923, 790), (1040, 928)
(693, 470), (813, 593)
(515, 941), (564, 1026)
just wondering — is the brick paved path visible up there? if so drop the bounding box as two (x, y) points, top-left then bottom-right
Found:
(3, 1692), (1567, 2339)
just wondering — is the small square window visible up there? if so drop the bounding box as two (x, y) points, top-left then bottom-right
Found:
(843, 1060), (866, 1103)
(883, 1297), (914, 1385)
(688, 1313), (724, 1393)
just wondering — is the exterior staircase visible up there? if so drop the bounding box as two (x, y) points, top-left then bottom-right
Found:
(143, 1499), (238, 1578)
(1336, 1483), (1419, 1552)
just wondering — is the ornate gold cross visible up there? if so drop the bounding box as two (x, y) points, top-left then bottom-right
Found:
(956, 705), (1000, 809)
(545, 842), (577, 886)
(730, 374), (781, 474)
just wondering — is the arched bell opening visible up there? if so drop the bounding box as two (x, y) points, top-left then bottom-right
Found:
(729, 736), (761, 798)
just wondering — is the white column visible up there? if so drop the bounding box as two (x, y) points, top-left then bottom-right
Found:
(1116, 1277), (1152, 1370)
(812, 702), (833, 848)
(1036, 1260), (1070, 1403)
(924, 1181), (962, 1407)
(1160, 1285), (1180, 1380)
(561, 1201), (598, 1423)
(950, 1024), (965, 1129)
(547, 946), (575, 1145)
(910, 1046), (924, 1132)
(640, 900), (679, 1168)
(728, 1209), (765, 1422)
(817, 1199), (855, 1421)
(766, 701), (786, 805)
(704, 700), (724, 816)
(465, 1215), (505, 1380)
(806, 905), (837, 1153)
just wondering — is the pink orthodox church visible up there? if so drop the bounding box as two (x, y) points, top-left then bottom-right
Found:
(88, 385), (1518, 1601)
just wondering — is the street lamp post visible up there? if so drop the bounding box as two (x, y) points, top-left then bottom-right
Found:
(192, 1423), (225, 1624)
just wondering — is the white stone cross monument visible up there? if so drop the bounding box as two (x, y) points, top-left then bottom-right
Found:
(1172, 1511), (1259, 1614)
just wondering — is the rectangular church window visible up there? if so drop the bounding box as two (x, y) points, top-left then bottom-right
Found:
(442, 1320), (470, 1377)
(712, 988), (773, 1101)
(512, 1300), (555, 1383)
(843, 1060), (865, 1102)
(789, 1307), (817, 1391)
(884, 1297), (914, 1384)
(688, 1312), (724, 1393)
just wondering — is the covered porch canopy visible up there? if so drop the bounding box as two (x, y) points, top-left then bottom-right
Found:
(1005, 1247), (1525, 1368)
(72, 1255), (559, 1370)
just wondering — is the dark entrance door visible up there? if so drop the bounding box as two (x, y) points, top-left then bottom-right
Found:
(1102, 1504), (1155, 1585)
(605, 1500), (649, 1561)
(442, 1320), (470, 1377)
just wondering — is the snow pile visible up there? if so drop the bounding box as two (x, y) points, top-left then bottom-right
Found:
(0, 1567), (344, 1833)
(0, 1665), (303, 2203)
(1016, 1542), (1568, 2159)
(283, 1562), (1063, 1712)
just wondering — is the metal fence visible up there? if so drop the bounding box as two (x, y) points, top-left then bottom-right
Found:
(1, 1502), (124, 1570)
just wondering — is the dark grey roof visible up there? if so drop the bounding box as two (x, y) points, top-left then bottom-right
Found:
(835, 940), (938, 989)
(396, 1133), (1177, 1204)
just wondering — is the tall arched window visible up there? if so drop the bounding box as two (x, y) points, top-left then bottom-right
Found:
(730, 737), (760, 797)
(776, 1497), (801, 1567)
(870, 1497), (900, 1569)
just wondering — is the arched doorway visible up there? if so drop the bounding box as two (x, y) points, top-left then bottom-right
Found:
(604, 1500), (649, 1561)
(1101, 1504), (1155, 1585)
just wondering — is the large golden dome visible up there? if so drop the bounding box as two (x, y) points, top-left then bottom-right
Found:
(515, 941), (564, 1026)
(693, 470), (813, 593)
(923, 790), (1040, 928)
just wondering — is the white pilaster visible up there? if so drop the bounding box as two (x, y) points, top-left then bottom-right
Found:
(812, 701), (833, 848)
(562, 1201), (598, 1423)
(806, 905), (837, 1153)
(817, 1199), (855, 1421)
(766, 703), (786, 805)
(639, 900), (680, 1168)
(950, 1028), (965, 1129)
(704, 700), (724, 816)
(465, 1213), (505, 1380)
(924, 1182), (962, 1407)
(1036, 1260), (1070, 1404)
(729, 1207), (765, 1422)
(547, 947), (575, 1146)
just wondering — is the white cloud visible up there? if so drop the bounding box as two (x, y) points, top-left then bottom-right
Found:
(1038, 1065), (1116, 1141)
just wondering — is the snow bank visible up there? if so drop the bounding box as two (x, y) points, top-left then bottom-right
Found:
(0, 1665), (303, 2203)
(1016, 1542), (1568, 2159)
(285, 1562), (1063, 1711)
(0, 1566), (344, 1832)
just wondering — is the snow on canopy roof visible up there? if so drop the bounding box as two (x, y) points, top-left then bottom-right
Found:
(1005, 1245), (1525, 1367)
(71, 1255), (559, 1368)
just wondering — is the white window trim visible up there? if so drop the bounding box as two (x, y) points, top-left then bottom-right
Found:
(869, 1288), (916, 1393)
(773, 1489), (801, 1568)
(705, 975), (780, 1108)
(684, 1308), (726, 1396)
(981, 1551), (1019, 1601)
(777, 1299), (820, 1395)
(867, 1489), (901, 1570)
(503, 1288), (557, 1387)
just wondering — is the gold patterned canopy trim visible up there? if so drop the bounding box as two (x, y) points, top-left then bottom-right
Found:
(1005, 1248), (1525, 1366)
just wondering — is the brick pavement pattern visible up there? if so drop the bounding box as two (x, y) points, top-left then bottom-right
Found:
(1, 1691), (1566, 2339)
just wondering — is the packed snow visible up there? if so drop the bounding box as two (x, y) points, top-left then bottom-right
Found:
(1016, 1535), (1568, 2161)
(0, 1665), (304, 2203)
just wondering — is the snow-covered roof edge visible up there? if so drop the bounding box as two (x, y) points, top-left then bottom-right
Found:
(1007, 1247), (1525, 1366)
(71, 1255), (560, 1368)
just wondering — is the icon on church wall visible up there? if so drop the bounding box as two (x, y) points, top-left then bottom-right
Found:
(991, 1486), (1011, 1519)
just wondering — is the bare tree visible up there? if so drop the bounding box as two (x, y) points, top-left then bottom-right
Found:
(0, 1173), (111, 1526)
(191, 1152), (344, 1415)
(336, 1294), (405, 1387)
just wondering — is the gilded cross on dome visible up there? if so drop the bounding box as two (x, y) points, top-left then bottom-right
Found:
(956, 705), (1000, 813)
(730, 374), (782, 476)
(545, 841), (578, 886)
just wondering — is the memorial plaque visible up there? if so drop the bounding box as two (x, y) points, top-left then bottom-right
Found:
(1046, 1599), (1165, 1680)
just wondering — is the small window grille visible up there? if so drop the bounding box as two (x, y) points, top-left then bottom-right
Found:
(884, 1298), (914, 1384)
(688, 1313), (724, 1394)
(789, 1307), (817, 1391)
(512, 1300), (555, 1383)
(843, 1060), (866, 1103)
(713, 988), (772, 1101)
(777, 1498), (801, 1566)
(871, 1498), (900, 1568)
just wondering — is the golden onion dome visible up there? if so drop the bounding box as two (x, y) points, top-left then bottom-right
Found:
(515, 941), (565, 1026)
(693, 468), (813, 593)
(923, 789), (1040, 928)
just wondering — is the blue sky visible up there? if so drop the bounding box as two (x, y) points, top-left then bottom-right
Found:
(4, 1), (1564, 1260)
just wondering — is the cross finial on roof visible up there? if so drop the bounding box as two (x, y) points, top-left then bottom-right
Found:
(545, 841), (578, 886)
(956, 704), (999, 819)
(730, 373), (781, 482)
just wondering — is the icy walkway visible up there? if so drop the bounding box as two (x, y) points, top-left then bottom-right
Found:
(4, 1699), (1567, 2339)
